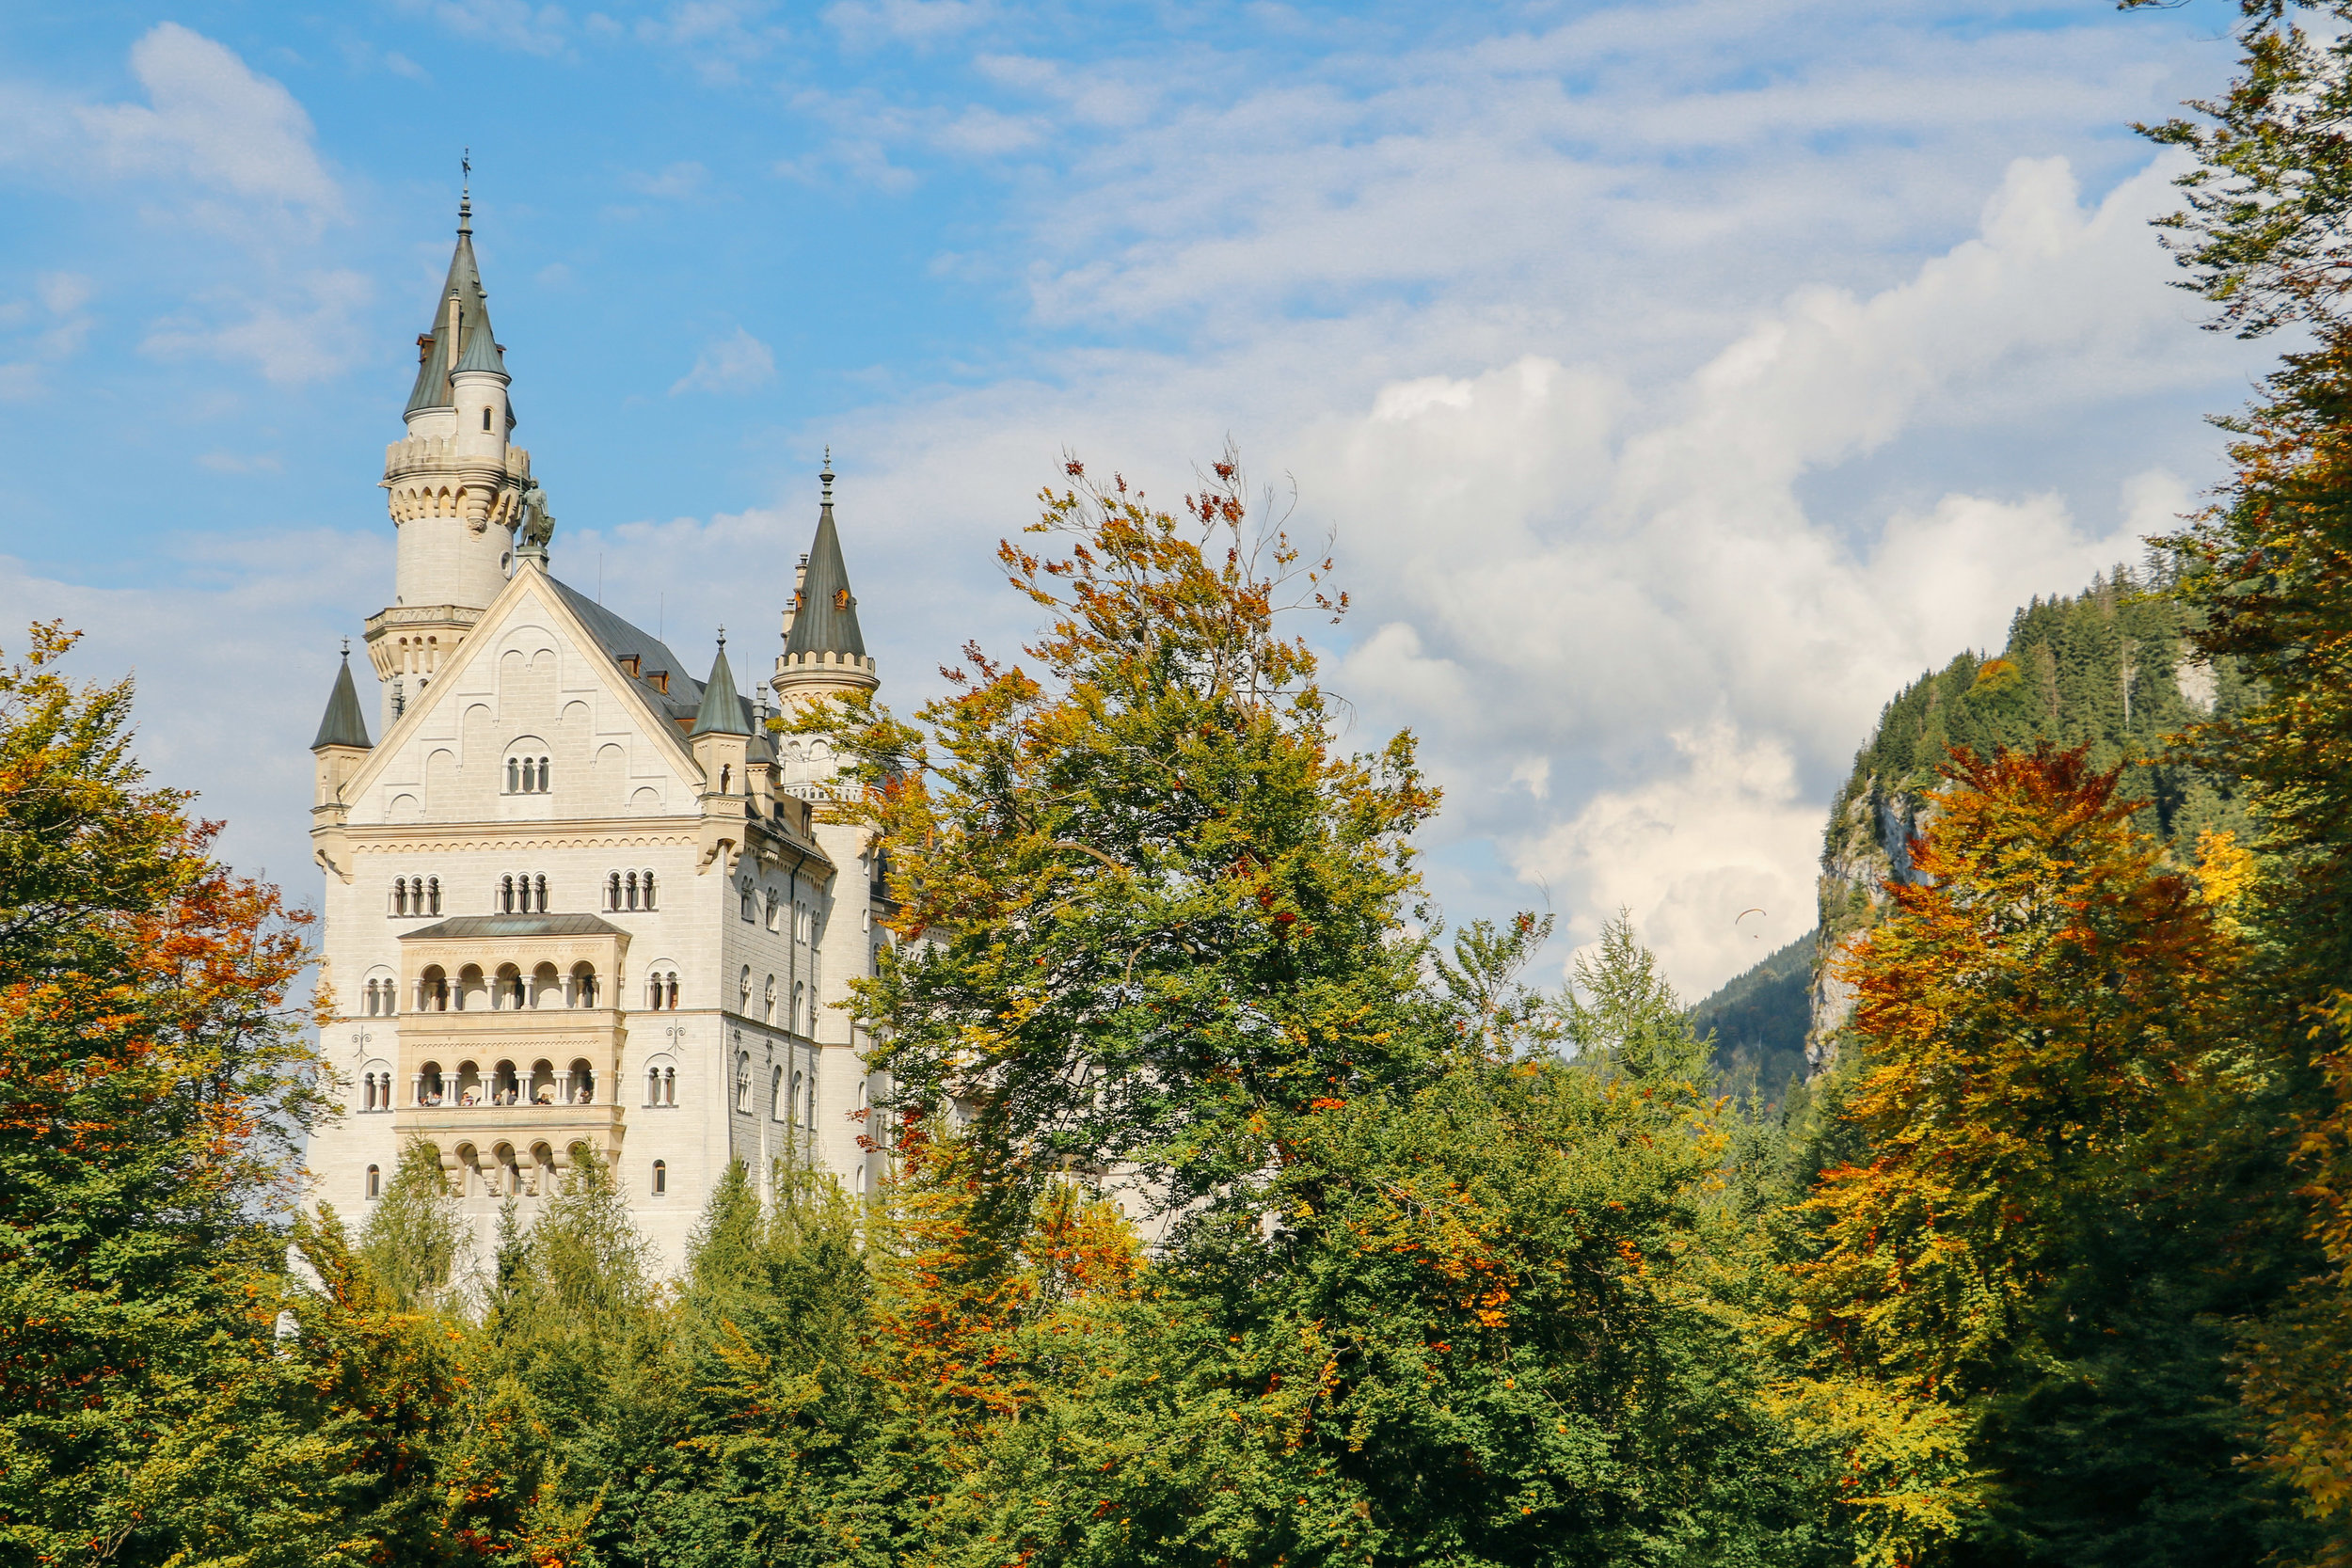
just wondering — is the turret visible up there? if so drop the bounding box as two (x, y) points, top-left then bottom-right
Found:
(691, 633), (754, 870)
(310, 644), (373, 881)
(771, 456), (879, 719)
(364, 180), (532, 730)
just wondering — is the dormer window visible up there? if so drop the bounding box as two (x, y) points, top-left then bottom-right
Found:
(619, 655), (642, 678)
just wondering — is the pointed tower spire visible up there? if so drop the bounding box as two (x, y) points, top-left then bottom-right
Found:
(691, 630), (753, 736)
(785, 460), (866, 660)
(311, 643), (373, 751)
(370, 168), (532, 735)
(405, 167), (505, 416)
(773, 456), (880, 711)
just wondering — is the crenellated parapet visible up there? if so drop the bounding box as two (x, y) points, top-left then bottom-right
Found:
(383, 440), (532, 529)
(772, 645), (879, 705)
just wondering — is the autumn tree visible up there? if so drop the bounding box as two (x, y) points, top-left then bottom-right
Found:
(798, 451), (1437, 1230)
(1779, 744), (2315, 1566)
(0, 623), (354, 1563)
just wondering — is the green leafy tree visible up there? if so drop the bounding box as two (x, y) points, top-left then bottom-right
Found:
(0, 623), (356, 1564)
(799, 451), (1437, 1232)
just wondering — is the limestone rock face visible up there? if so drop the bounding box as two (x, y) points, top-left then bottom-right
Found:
(1804, 786), (1931, 1076)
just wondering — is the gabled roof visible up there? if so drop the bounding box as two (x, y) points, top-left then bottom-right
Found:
(691, 639), (753, 737)
(405, 195), (509, 415)
(784, 472), (866, 659)
(341, 562), (705, 813)
(310, 650), (373, 751)
(545, 577), (709, 730)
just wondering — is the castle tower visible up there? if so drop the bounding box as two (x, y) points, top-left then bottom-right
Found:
(771, 457), (879, 722)
(364, 182), (533, 728)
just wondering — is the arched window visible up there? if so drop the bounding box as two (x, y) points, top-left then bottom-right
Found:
(500, 875), (515, 913)
(532, 875), (548, 912)
(536, 756), (550, 791)
(719, 764), (732, 795)
(574, 965), (598, 1008)
(642, 869), (657, 909)
(740, 880), (755, 921)
(735, 1052), (751, 1113)
(420, 966), (449, 1012)
(792, 980), (806, 1034)
(772, 1065), (785, 1121)
(506, 757), (520, 793)
(607, 871), (622, 910)
(765, 889), (780, 930)
(427, 877), (441, 915)
(664, 972), (678, 1009)
(739, 966), (752, 1010)
(652, 1160), (667, 1196)
(483, 405), (493, 432)
(393, 879), (408, 916)
(855, 1164), (866, 1196)
(804, 1070), (817, 1129)
(626, 871), (640, 911)
(788, 1069), (803, 1126)
(647, 973), (665, 1010)
(764, 974), (776, 1022)
(366, 1164), (381, 1200)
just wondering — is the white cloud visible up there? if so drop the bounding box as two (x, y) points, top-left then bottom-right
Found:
(141, 269), (373, 384)
(786, 150), (2239, 997)
(670, 326), (776, 395)
(386, 0), (571, 58)
(77, 24), (343, 225)
(0, 271), (96, 400)
(0, 533), (391, 889)
(825, 0), (992, 49)
(1518, 723), (1822, 997)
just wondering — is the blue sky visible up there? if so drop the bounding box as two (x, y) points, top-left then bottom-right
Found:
(0, 1), (2273, 995)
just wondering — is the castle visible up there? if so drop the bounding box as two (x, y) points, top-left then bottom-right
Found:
(305, 189), (891, 1274)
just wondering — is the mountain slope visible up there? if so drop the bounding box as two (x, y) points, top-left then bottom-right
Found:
(1688, 564), (2253, 1084)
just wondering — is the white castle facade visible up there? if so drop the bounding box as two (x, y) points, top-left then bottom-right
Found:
(305, 193), (892, 1274)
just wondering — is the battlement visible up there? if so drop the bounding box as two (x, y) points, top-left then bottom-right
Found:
(774, 649), (876, 674)
(384, 436), (532, 482)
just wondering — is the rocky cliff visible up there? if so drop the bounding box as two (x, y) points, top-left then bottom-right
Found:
(1691, 565), (2252, 1078)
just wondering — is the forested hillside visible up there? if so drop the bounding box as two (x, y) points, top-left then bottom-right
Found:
(1692, 566), (2258, 1076)
(1689, 928), (1812, 1102)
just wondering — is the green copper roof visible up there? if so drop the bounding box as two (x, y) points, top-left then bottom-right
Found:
(311, 650), (373, 751)
(405, 197), (508, 414)
(690, 638), (753, 737)
(783, 473), (866, 659)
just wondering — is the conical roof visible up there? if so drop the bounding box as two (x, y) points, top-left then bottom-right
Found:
(405, 193), (507, 414)
(690, 637), (753, 737)
(784, 469), (866, 659)
(311, 649), (373, 751)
